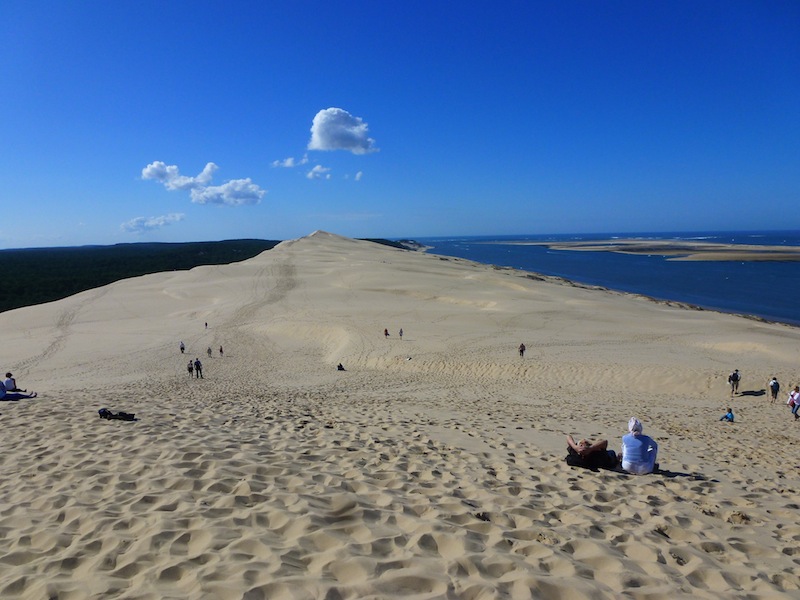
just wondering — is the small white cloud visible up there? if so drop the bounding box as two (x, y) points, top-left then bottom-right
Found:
(190, 179), (265, 205)
(142, 161), (266, 206)
(306, 165), (332, 180)
(308, 108), (378, 154)
(271, 155), (309, 168)
(142, 161), (217, 190)
(355, 171), (363, 181)
(121, 213), (185, 234)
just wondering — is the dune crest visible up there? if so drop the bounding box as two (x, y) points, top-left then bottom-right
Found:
(1, 232), (798, 598)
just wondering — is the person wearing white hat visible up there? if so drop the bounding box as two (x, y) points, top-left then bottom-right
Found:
(620, 417), (659, 474)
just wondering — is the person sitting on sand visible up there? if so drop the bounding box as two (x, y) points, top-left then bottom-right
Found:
(565, 435), (618, 470)
(620, 417), (659, 475)
(4, 372), (26, 393)
(719, 407), (734, 422)
(0, 384), (36, 400)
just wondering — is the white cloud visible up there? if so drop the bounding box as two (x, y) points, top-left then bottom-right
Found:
(142, 161), (265, 206)
(271, 155), (308, 168)
(306, 165), (332, 180)
(190, 179), (265, 205)
(121, 213), (185, 234)
(308, 108), (378, 154)
(355, 171), (363, 181)
(142, 161), (217, 190)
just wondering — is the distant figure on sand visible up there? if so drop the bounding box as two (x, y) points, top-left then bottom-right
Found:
(205, 322), (208, 329)
(219, 346), (223, 357)
(565, 435), (618, 470)
(620, 417), (659, 475)
(519, 343), (526, 357)
(719, 407), (735, 422)
(187, 361), (194, 377)
(194, 358), (203, 379)
(4, 372), (27, 393)
(788, 385), (800, 420)
(0, 385), (36, 400)
(399, 328), (403, 339)
(337, 363), (346, 371)
(769, 377), (780, 403)
(384, 328), (389, 338)
(207, 347), (212, 358)
(728, 369), (741, 395)
(179, 341), (185, 354)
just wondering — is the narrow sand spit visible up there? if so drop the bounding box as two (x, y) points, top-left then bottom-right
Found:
(1, 231), (798, 599)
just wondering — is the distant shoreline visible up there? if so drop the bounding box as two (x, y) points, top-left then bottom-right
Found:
(496, 239), (800, 262)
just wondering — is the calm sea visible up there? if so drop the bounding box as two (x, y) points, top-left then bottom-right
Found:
(414, 231), (800, 327)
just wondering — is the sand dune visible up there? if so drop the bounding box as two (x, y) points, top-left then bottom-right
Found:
(1, 231), (798, 599)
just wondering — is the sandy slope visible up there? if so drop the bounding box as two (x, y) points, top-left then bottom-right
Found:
(1, 231), (798, 599)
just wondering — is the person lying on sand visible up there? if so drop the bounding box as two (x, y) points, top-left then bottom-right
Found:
(0, 385), (36, 400)
(565, 435), (619, 470)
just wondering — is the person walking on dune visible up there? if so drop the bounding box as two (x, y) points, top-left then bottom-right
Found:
(769, 377), (780, 403)
(194, 358), (203, 379)
(187, 360), (194, 377)
(519, 343), (526, 358)
(728, 369), (741, 396)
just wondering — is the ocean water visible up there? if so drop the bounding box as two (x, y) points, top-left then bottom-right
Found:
(414, 231), (800, 327)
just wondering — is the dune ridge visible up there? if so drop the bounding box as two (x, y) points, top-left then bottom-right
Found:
(1, 231), (798, 599)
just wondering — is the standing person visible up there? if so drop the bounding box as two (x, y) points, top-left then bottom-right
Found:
(620, 417), (659, 475)
(399, 328), (403, 340)
(219, 345), (224, 357)
(769, 377), (780, 403)
(187, 360), (194, 377)
(788, 385), (800, 420)
(728, 369), (741, 396)
(194, 358), (203, 379)
(207, 347), (212, 358)
(180, 341), (185, 354)
(519, 343), (526, 357)
(384, 328), (389, 338)
(205, 322), (208, 329)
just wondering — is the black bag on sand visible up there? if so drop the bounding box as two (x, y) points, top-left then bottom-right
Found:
(99, 408), (136, 421)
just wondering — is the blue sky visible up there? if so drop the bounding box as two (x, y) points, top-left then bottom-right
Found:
(2, 1), (798, 249)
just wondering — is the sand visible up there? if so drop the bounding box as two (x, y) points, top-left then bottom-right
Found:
(512, 239), (800, 262)
(1, 231), (798, 599)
